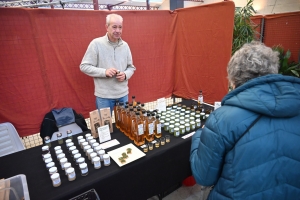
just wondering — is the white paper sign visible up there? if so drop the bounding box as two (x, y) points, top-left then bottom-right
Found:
(99, 139), (120, 149)
(156, 98), (166, 112)
(98, 125), (111, 143)
(214, 102), (222, 110)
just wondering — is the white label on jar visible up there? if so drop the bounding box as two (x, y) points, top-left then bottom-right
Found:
(138, 124), (144, 135)
(175, 131), (180, 136)
(94, 161), (101, 167)
(157, 124), (161, 133)
(104, 159), (110, 165)
(81, 168), (88, 174)
(53, 178), (61, 184)
(186, 127), (190, 131)
(149, 123), (154, 135)
(197, 122), (201, 127)
(69, 172), (75, 178)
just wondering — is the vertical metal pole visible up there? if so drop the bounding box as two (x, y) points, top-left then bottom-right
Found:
(260, 18), (265, 43)
(93, 0), (99, 10)
(146, 0), (150, 10)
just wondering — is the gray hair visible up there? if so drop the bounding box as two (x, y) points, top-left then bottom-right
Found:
(227, 41), (279, 88)
(106, 14), (123, 26)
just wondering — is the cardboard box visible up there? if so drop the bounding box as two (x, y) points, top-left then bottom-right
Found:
(99, 107), (113, 133)
(89, 109), (101, 138)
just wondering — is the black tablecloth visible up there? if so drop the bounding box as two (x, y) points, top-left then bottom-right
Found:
(0, 99), (213, 200)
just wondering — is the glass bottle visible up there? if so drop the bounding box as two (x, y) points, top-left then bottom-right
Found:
(121, 105), (130, 135)
(133, 112), (145, 146)
(119, 102), (126, 133)
(103, 154), (111, 166)
(116, 102), (123, 129)
(79, 163), (88, 176)
(51, 173), (61, 187)
(198, 90), (203, 106)
(114, 99), (119, 125)
(145, 112), (154, 142)
(154, 115), (162, 138)
(66, 167), (76, 181)
(129, 108), (137, 141)
(132, 96), (137, 107)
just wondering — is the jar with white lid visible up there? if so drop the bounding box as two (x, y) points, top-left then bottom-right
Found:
(79, 139), (86, 148)
(66, 142), (74, 149)
(42, 146), (50, 157)
(77, 157), (85, 165)
(51, 173), (61, 187)
(174, 123), (180, 129)
(185, 123), (191, 132)
(49, 167), (57, 175)
(43, 153), (51, 161)
(85, 133), (91, 138)
(81, 142), (89, 150)
(86, 136), (93, 143)
(65, 139), (72, 146)
(74, 153), (81, 163)
(64, 162), (71, 175)
(77, 136), (84, 144)
(55, 149), (63, 157)
(93, 157), (101, 169)
(103, 154), (110, 166)
(89, 139), (96, 146)
(196, 119), (201, 128)
(72, 149), (79, 157)
(95, 146), (102, 153)
(174, 128), (180, 137)
(79, 163), (88, 176)
(57, 153), (65, 161)
(84, 145), (91, 153)
(179, 125), (186, 134)
(86, 149), (94, 159)
(54, 146), (61, 151)
(46, 161), (55, 169)
(190, 121), (196, 130)
(164, 122), (170, 131)
(169, 125), (175, 134)
(45, 158), (53, 165)
(92, 143), (99, 151)
(90, 153), (97, 164)
(98, 149), (105, 161)
(66, 167), (76, 181)
(68, 146), (76, 153)
(60, 158), (68, 170)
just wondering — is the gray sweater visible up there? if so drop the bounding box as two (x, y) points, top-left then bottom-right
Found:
(80, 34), (136, 99)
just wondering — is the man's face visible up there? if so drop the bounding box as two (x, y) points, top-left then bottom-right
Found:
(106, 16), (123, 43)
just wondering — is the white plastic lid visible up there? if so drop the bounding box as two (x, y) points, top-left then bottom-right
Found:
(66, 139), (72, 143)
(57, 153), (65, 159)
(72, 150), (79, 155)
(64, 162), (71, 168)
(47, 162), (55, 168)
(69, 146), (76, 151)
(79, 163), (87, 168)
(54, 146), (61, 151)
(42, 146), (49, 150)
(85, 133), (91, 138)
(79, 139), (86, 143)
(103, 154), (109, 159)
(93, 143), (99, 147)
(56, 149), (63, 154)
(87, 136), (93, 141)
(60, 158), (67, 163)
(67, 142), (74, 147)
(95, 146), (102, 151)
(90, 152), (97, 157)
(190, 121), (195, 124)
(93, 156), (100, 162)
(179, 125), (185, 128)
(74, 153), (81, 159)
(82, 142), (88, 146)
(44, 154), (51, 159)
(77, 157), (85, 163)
(49, 167), (57, 173)
(87, 149), (93, 153)
(45, 158), (52, 163)
(66, 167), (74, 174)
(174, 128), (179, 131)
(84, 145), (91, 150)
(51, 173), (59, 180)
(99, 149), (105, 154)
(77, 136), (83, 139)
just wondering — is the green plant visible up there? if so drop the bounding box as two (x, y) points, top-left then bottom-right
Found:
(232, 0), (259, 55)
(272, 45), (300, 77)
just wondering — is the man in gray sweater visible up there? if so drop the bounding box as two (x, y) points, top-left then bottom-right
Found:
(80, 13), (136, 113)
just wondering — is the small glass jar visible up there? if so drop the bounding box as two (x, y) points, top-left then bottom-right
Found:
(103, 154), (111, 166)
(189, 117), (195, 122)
(66, 167), (76, 181)
(84, 145), (91, 153)
(174, 123), (180, 129)
(90, 152), (97, 164)
(71, 149), (79, 157)
(79, 139), (86, 148)
(64, 162), (72, 175)
(79, 163), (89, 176)
(77, 136), (84, 144)
(51, 173), (61, 187)
(98, 149), (105, 161)
(74, 153), (81, 163)
(86, 149), (94, 159)
(44, 136), (51, 147)
(169, 125), (175, 134)
(174, 128), (180, 137)
(81, 142), (89, 150)
(67, 130), (73, 140)
(43, 153), (51, 161)
(200, 112), (206, 120)
(190, 121), (196, 130)
(57, 153), (65, 161)
(92, 143), (100, 151)
(196, 119), (201, 128)
(86, 136), (93, 144)
(89, 139), (96, 146)
(85, 133), (91, 138)
(160, 120), (165, 128)
(49, 166), (57, 175)
(164, 122), (170, 131)
(46, 161), (55, 169)
(60, 157), (68, 170)
(69, 146), (76, 153)
(65, 139), (72, 146)
(95, 146), (102, 153)
(42, 146), (50, 157)
(45, 158), (53, 165)
(54, 146), (61, 151)
(77, 157), (85, 165)
(57, 133), (63, 144)
(93, 156), (101, 169)
(66, 142), (74, 149)
(55, 149), (63, 157)
(179, 125), (185, 134)
(185, 123), (191, 132)
(195, 114), (201, 120)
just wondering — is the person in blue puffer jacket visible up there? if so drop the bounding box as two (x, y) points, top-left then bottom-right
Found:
(190, 41), (300, 200)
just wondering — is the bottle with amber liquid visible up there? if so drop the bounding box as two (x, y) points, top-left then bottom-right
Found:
(145, 113), (154, 142)
(132, 96), (137, 107)
(151, 112), (156, 133)
(120, 105), (128, 133)
(133, 112), (145, 146)
(114, 100), (119, 126)
(154, 115), (162, 138)
(129, 109), (136, 141)
(124, 108), (133, 137)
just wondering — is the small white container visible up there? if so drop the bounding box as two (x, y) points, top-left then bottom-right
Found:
(71, 149), (79, 157)
(93, 157), (101, 169)
(92, 143), (99, 151)
(66, 142), (74, 148)
(43, 154), (51, 161)
(95, 146), (102, 153)
(89, 139), (96, 146)
(45, 158), (53, 165)
(46, 161), (55, 169)
(103, 154), (110, 166)
(60, 157), (68, 170)
(85, 133), (91, 138)
(98, 149), (105, 161)
(51, 173), (61, 187)
(77, 157), (85, 165)
(64, 162), (71, 175)
(90, 152), (97, 164)
(55, 149), (63, 157)
(86, 136), (93, 143)
(54, 146), (61, 151)
(74, 153), (81, 163)
(49, 167), (57, 175)
(79, 139), (86, 148)
(79, 163), (88, 176)
(81, 142), (89, 150)
(57, 153), (65, 161)
(65, 139), (72, 146)
(86, 149), (94, 159)
(66, 167), (76, 181)
(84, 145), (91, 153)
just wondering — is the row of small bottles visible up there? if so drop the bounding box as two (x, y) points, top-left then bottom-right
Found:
(114, 96), (161, 146)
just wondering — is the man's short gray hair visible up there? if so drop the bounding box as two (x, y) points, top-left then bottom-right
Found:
(106, 14), (123, 26)
(227, 41), (279, 88)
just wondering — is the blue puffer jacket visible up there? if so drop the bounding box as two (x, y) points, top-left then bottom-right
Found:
(190, 74), (300, 199)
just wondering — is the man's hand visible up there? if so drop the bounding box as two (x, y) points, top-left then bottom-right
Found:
(105, 68), (118, 77)
(116, 72), (126, 82)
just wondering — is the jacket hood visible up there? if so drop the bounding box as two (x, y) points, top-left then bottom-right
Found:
(222, 74), (300, 118)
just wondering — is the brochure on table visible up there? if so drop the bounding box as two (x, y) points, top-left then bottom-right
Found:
(98, 125), (111, 143)
(156, 97), (166, 112)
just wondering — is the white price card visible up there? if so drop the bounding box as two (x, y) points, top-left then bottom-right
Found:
(156, 98), (166, 112)
(214, 102), (222, 110)
(98, 125), (111, 143)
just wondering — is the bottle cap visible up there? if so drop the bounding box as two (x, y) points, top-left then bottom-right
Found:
(51, 173), (59, 180)
(79, 163), (87, 169)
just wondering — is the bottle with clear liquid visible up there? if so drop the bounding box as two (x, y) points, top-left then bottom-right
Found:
(154, 115), (162, 138)
(133, 112), (145, 146)
(145, 113), (154, 142)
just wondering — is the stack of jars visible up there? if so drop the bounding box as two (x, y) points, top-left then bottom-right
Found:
(159, 103), (210, 137)
(114, 96), (162, 146)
